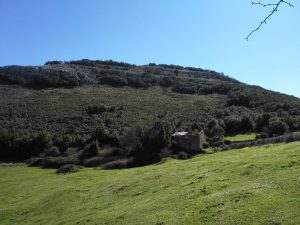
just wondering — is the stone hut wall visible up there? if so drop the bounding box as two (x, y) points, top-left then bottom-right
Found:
(173, 133), (202, 151)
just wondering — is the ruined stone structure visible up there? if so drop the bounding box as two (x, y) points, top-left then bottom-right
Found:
(172, 130), (206, 151)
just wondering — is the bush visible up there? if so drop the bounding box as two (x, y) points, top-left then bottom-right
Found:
(56, 164), (81, 174)
(227, 92), (251, 107)
(27, 157), (42, 167)
(224, 117), (242, 134)
(69, 59), (97, 67)
(177, 151), (190, 160)
(127, 77), (150, 88)
(53, 134), (73, 152)
(85, 105), (116, 115)
(256, 132), (269, 139)
(142, 122), (171, 153)
(91, 124), (118, 146)
(45, 146), (60, 157)
(209, 135), (224, 148)
(30, 131), (52, 156)
(256, 114), (271, 132)
(269, 120), (289, 136)
(0, 74), (26, 85)
(99, 75), (128, 87)
(44, 156), (78, 168)
(29, 156), (78, 168)
(101, 158), (133, 169)
(207, 119), (218, 131)
(44, 61), (63, 65)
(209, 125), (225, 137)
(241, 115), (253, 133)
(83, 156), (107, 167)
(172, 85), (197, 94)
(63, 147), (80, 157)
(80, 140), (100, 160)
(158, 77), (175, 87)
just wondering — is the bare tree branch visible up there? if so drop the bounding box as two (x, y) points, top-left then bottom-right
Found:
(246, 0), (294, 41)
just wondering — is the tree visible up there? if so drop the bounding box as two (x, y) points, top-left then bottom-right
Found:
(246, 0), (294, 41)
(209, 125), (225, 137)
(269, 120), (289, 136)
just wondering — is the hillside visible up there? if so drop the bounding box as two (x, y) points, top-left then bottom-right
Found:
(1, 142), (299, 225)
(0, 59), (300, 168)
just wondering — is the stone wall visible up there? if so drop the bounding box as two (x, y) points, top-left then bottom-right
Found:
(172, 133), (202, 151)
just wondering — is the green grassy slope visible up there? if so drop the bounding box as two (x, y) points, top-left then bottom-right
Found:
(1, 142), (300, 225)
(225, 133), (256, 142)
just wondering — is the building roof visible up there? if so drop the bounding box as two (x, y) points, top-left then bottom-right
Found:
(172, 131), (188, 136)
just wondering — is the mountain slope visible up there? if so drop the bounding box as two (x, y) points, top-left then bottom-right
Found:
(0, 59), (300, 166)
(1, 59), (299, 136)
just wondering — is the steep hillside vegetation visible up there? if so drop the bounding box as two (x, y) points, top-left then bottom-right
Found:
(1, 142), (299, 225)
(0, 59), (300, 168)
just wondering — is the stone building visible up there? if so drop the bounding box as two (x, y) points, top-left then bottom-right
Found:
(171, 130), (206, 151)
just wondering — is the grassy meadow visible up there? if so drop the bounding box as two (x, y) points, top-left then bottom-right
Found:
(1, 142), (300, 225)
(225, 133), (257, 142)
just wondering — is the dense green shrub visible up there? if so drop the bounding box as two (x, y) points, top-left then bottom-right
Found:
(224, 117), (242, 134)
(119, 125), (144, 154)
(207, 119), (218, 131)
(45, 61), (63, 65)
(31, 131), (52, 155)
(177, 151), (190, 160)
(158, 77), (175, 87)
(199, 84), (232, 95)
(227, 92), (251, 107)
(45, 146), (60, 157)
(102, 158), (133, 169)
(0, 74), (26, 85)
(83, 156), (106, 167)
(209, 125), (225, 137)
(90, 123), (118, 146)
(85, 105), (116, 115)
(26, 157), (42, 167)
(172, 85), (197, 94)
(56, 164), (81, 174)
(142, 122), (171, 152)
(256, 114), (271, 132)
(33, 156), (78, 168)
(118, 122), (171, 166)
(80, 140), (100, 160)
(99, 75), (128, 87)
(256, 132), (269, 139)
(53, 134), (73, 152)
(70, 59), (97, 67)
(240, 115), (253, 133)
(127, 77), (150, 88)
(209, 135), (225, 148)
(30, 74), (79, 88)
(269, 120), (289, 136)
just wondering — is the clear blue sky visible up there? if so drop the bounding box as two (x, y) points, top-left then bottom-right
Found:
(0, 0), (299, 97)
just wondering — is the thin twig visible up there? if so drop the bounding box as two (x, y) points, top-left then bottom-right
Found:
(246, 0), (294, 41)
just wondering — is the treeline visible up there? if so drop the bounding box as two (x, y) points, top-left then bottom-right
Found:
(1, 111), (299, 173)
(212, 110), (300, 138)
(0, 121), (179, 172)
(1, 114), (299, 174)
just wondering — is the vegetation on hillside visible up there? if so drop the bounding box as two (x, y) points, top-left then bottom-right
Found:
(0, 59), (300, 169)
